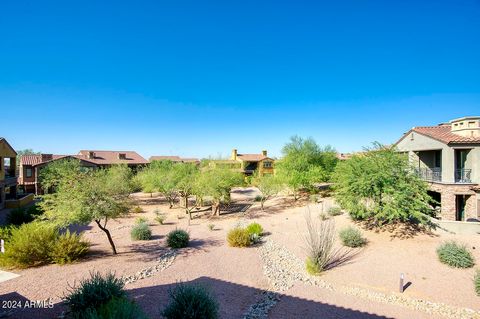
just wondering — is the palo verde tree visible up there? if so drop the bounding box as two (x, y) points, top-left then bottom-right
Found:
(275, 136), (338, 200)
(252, 174), (283, 210)
(197, 167), (244, 215)
(173, 163), (200, 211)
(38, 158), (85, 193)
(41, 164), (134, 254)
(136, 160), (180, 207)
(332, 143), (434, 226)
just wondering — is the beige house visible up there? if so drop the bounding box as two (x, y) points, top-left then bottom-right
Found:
(0, 138), (17, 209)
(395, 116), (480, 221)
(210, 149), (275, 176)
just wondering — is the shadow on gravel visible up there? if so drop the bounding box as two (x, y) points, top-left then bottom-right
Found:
(128, 276), (394, 319)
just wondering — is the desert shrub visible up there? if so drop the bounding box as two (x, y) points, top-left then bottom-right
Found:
(339, 226), (366, 248)
(155, 212), (166, 225)
(135, 217), (147, 224)
(0, 222), (57, 268)
(163, 283), (219, 319)
(318, 212), (329, 220)
(304, 211), (337, 275)
(207, 224), (215, 231)
(50, 230), (89, 265)
(246, 222), (263, 237)
(475, 270), (480, 296)
(227, 228), (251, 247)
(82, 297), (147, 319)
(327, 206), (343, 216)
(167, 229), (189, 248)
(130, 223), (152, 241)
(0, 226), (13, 242)
(131, 206), (143, 214)
(65, 271), (126, 317)
(309, 194), (319, 203)
(254, 195), (262, 202)
(437, 241), (475, 268)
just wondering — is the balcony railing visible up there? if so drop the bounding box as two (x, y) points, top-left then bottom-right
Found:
(455, 169), (472, 183)
(415, 167), (442, 182)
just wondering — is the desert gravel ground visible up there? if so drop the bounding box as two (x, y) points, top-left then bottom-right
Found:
(0, 187), (479, 319)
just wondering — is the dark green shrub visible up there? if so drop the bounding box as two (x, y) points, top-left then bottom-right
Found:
(327, 206), (343, 216)
(227, 228), (250, 247)
(475, 270), (480, 296)
(163, 284), (219, 319)
(437, 241), (475, 268)
(167, 229), (189, 248)
(254, 195), (262, 202)
(6, 205), (43, 226)
(0, 222), (57, 268)
(50, 230), (89, 265)
(64, 272), (126, 317)
(130, 223), (152, 241)
(81, 297), (147, 319)
(339, 226), (366, 248)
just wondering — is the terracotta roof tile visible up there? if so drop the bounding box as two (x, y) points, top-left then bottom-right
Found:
(412, 125), (480, 144)
(237, 154), (268, 162)
(78, 150), (149, 165)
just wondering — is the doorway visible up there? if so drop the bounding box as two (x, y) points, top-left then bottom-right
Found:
(455, 195), (468, 221)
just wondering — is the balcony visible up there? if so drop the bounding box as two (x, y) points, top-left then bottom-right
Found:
(455, 169), (472, 183)
(415, 167), (442, 182)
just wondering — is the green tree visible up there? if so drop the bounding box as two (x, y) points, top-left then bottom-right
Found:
(173, 163), (200, 211)
(41, 165), (134, 254)
(276, 136), (338, 200)
(136, 160), (179, 207)
(197, 167), (244, 215)
(38, 158), (85, 193)
(332, 143), (434, 226)
(253, 174), (283, 210)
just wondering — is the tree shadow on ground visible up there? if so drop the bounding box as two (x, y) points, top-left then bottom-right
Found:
(128, 276), (395, 319)
(325, 247), (363, 271)
(358, 220), (439, 239)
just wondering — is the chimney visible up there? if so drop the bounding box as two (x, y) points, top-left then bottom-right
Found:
(88, 151), (95, 159)
(262, 150), (267, 157)
(231, 149), (238, 160)
(41, 154), (53, 162)
(118, 153), (127, 160)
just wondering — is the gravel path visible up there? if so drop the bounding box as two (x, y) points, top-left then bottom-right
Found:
(122, 250), (178, 284)
(249, 239), (480, 319)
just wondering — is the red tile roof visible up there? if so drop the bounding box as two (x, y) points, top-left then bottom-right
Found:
(411, 125), (480, 144)
(237, 154), (269, 162)
(21, 154), (87, 166)
(78, 150), (149, 165)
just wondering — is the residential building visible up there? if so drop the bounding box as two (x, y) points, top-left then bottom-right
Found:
(211, 149), (275, 176)
(395, 116), (480, 221)
(149, 156), (200, 164)
(0, 138), (17, 209)
(19, 150), (148, 195)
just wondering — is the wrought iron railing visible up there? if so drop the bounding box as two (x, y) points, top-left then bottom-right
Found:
(455, 169), (472, 183)
(415, 167), (442, 182)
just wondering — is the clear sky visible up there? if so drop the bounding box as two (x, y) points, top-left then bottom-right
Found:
(1, 0), (479, 159)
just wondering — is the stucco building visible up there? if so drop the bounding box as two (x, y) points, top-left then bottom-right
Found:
(395, 116), (480, 221)
(210, 149), (275, 176)
(0, 138), (17, 209)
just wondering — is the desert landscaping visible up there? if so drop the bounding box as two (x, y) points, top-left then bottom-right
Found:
(1, 186), (479, 319)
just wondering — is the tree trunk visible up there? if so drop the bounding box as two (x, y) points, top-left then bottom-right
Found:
(95, 219), (117, 254)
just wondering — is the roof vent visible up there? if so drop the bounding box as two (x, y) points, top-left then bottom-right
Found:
(88, 151), (95, 159)
(118, 153), (127, 160)
(41, 154), (53, 162)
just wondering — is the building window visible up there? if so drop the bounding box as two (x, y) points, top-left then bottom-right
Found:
(263, 161), (272, 168)
(26, 168), (33, 178)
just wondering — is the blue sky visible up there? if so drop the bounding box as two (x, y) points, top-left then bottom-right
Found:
(1, 0), (479, 158)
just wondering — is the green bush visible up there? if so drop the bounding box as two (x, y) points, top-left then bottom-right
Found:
(0, 226), (13, 242)
(64, 272), (126, 318)
(327, 206), (343, 216)
(339, 226), (366, 248)
(227, 228), (251, 247)
(0, 222), (57, 268)
(246, 222), (263, 237)
(475, 270), (480, 296)
(50, 230), (89, 265)
(163, 284), (219, 319)
(254, 195), (262, 202)
(6, 205), (42, 226)
(130, 223), (152, 241)
(437, 241), (475, 268)
(135, 217), (148, 224)
(82, 297), (147, 319)
(167, 229), (189, 248)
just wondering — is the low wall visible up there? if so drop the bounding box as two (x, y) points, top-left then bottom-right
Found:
(5, 194), (35, 209)
(432, 218), (480, 235)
